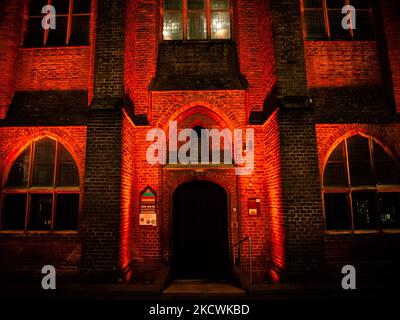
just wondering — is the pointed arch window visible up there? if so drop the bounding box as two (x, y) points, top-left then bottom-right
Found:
(323, 135), (400, 231)
(1, 138), (80, 231)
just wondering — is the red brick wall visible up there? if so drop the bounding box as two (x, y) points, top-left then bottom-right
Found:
(0, 233), (81, 275)
(121, 111), (135, 281)
(15, 47), (91, 91)
(325, 233), (400, 279)
(304, 41), (383, 88)
(381, 0), (400, 113)
(237, 125), (270, 281)
(124, 0), (158, 115)
(236, 0), (277, 113)
(152, 91), (247, 129)
(129, 125), (161, 282)
(0, 0), (25, 118)
(0, 126), (87, 274)
(263, 110), (284, 282)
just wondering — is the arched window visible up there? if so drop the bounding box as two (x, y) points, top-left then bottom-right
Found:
(1, 138), (80, 231)
(162, 0), (231, 40)
(323, 135), (400, 231)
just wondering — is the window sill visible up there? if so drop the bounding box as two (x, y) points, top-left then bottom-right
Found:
(304, 38), (376, 42)
(326, 229), (400, 236)
(0, 230), (79, 235)
(160, 39), (233, 44)
(20, 45), (90, 50)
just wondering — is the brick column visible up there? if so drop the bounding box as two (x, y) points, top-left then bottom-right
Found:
(0, 0), (24, 118)
(81, 0), (126, 279)
(272, 0), (308, 98)
(277, 107), (325, 280)
(269, 1), (325, 280)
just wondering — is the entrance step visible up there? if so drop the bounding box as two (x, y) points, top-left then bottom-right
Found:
(163, 280), (246, 296)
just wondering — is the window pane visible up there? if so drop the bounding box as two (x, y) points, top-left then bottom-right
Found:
(187, 11), (206, 40)
(70, 15), (90, 45)
(326, 0), (345, 8)
(378, 193), (400, 229)
(188, 0), (205, 10)
(304, 9), (327, 39)
(164, 0), (181, 10)
(304, 0), (323, 8)
(29, 194), (53, 230)
(55, 194), (79, 230)
(3, 194), (26, 230)
(57, 145), (80, 187)
(324, 193), (351, 230)
(46, 16), (68, 46)
(328, 9), (351, 39)
(163, 11), (183, 40)
(323, 141), (348, 187)
(347, 136), (374, 186)
(211, 0), (229, 10)
(32, 139), (56, 187)
(353, 10), (374, 40)
(351, 0), (371, 9)
(211, 11), (231, 39)
(73, 0), (91, 14)
(29, 0), (48, 15)
(24, 17), (45, 47)
(352, 192), (378, 229)
(373, 143), (400, 185)
(51, 0), (70, 14)
(7, 146), (31, 188)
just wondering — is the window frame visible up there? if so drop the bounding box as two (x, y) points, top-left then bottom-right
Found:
(300, 0), (375, 40)
(322, 135), (400, 233)
(161, 0), (233, 41)
(24, 0), (92, 47)
(0, 137), (81, 232)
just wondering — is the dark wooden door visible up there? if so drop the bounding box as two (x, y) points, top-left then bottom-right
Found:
(172, 180), (229, 279)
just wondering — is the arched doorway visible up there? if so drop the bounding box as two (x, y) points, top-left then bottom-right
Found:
(172, 180), (229, 280)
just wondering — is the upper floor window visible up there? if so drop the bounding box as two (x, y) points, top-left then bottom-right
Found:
(1, 138), (80, 231)
(162, 0), (231, 41)
(301, 0), (375, 40)
(323, 135), (400, 232)
(24, 0), (91, 47)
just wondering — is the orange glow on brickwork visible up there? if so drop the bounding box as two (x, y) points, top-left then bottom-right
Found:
(120, 111), (135, 282)
(304, 41), (382, 88)
(264, 110), (285, 281)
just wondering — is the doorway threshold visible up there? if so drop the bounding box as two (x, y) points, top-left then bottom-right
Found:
(163, 280), (246, 296)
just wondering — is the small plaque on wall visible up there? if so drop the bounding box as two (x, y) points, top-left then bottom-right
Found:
(140, 214), (157, 226)
(139, 186), (157, 226)
(248, 198), (261, 216)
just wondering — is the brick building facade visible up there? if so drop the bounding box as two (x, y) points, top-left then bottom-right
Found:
(0, 0), (399, 287)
